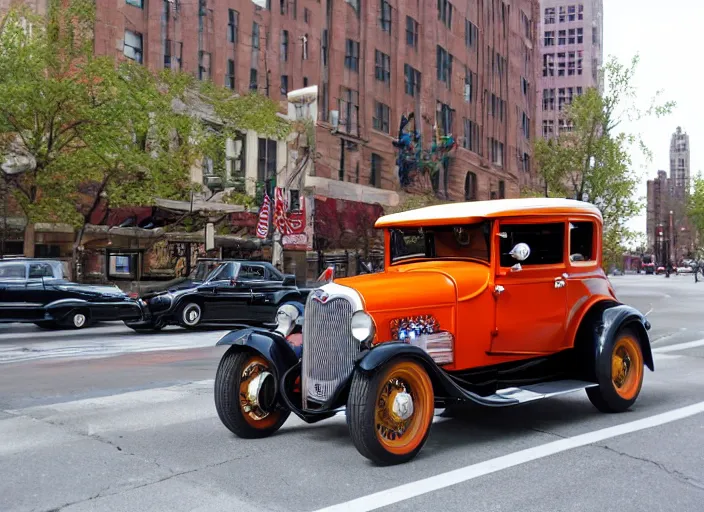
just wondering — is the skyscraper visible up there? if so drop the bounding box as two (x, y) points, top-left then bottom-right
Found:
(537, 0), (603, 139)
(670, 126), (690, 194)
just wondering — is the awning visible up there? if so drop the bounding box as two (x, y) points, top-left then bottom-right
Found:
(155, 198), (256, 214)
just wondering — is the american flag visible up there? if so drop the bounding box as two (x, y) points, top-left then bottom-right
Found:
(256, 193), (271, 239)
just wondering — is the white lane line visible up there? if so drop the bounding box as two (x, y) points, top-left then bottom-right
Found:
(652, 338), (704, 354)
(312, 401), (704, 512)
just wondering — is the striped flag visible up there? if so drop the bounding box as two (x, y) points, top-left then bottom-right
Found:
(256, 193), (271, 239)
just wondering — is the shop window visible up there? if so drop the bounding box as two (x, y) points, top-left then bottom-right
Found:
(108, 252), (139, 279)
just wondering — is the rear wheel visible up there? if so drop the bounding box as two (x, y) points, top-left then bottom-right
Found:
(347, 359), (434, 465)
(69, 311), (90, 329)
(587, 327), (644, 413)
(214, 349), (290, 438)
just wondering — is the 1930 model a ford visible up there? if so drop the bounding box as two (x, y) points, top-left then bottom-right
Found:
(214, 198), (653, 465)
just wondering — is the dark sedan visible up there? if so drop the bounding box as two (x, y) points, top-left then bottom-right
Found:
(125, 260), (311, 332)
(0, 259), (143, 329)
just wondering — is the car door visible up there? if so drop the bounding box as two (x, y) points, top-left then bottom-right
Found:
(25, 262), (60, 307)
(0, 262), (31, 320)
(247, 265), (284, 323)
(490, 220), (568, 355)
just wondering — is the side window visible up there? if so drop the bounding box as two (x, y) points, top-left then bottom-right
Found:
(499, 223), (565, 267)
(239, 265), (265, 281)
(569, 221), (595, 262)
(29, 263), (54, 278)
(0, 264), (27, 278)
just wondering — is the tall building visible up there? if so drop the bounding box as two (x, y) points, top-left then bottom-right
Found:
(646, 170), (672, 263)
(537, 0), (603, 139)
(670, 126), (690, 194)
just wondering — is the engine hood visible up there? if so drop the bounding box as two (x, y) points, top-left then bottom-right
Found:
(50, 282), (128, 299)
(334, 260), (491, 313)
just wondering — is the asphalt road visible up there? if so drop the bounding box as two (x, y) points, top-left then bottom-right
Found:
(1, 274), (704, 512)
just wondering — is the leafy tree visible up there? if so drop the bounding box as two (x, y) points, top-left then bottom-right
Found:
(532, 55), (674, 269)
(0, 0), (290, 270)
(687, 173), (704, 256)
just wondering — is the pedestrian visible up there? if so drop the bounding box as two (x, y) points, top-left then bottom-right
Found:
(693, 260), (699, 283)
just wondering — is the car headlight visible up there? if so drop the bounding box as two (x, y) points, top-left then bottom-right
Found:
(351, 311), (375, 344)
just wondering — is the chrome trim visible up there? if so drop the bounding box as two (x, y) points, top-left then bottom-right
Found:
(301, 283), (363, 410)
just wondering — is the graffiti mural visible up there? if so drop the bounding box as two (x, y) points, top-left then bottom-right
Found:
(392, 112), (457, 191)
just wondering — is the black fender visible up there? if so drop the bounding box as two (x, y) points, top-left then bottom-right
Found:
(216, 328), (299, 383)
(272, 290), (307, 306)
(575, 301), (654, 378)
(355, 342), (522, 407)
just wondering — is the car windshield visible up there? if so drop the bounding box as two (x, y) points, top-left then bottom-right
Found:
(389, 222), (491, 265)
(0, 263), (27, 278)
(191, 260), (221, 281)
(204, 262), (239, 282)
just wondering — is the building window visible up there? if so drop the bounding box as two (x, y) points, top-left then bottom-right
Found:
(226, 59), (235, 89)
(436, 46), (452, 85)
(373, 101), (390, 133)
(568, 28), (576, 44)
(406, 16), (419, 49)
(321, 29), (328, 66)
(488, 93), (505, 121)
(488, 137), (504, 167)
(404, 64), (421, 96)
(494, 51), (506, 79)
(520, 10), (531, 39)
(542, 119), (554, 137)
(568, 5), (576, 21)
(577, 27), (583, 44)
(543, 53), (554, 77)
(544, 7), (555, 24)
(339, 87), (359, 135)
(281, 30), (289, 61)
(464, 172), (477, 200)
(370, 153), (382, 187)
(380, 0), (391, 32)
(578, 4), (584, 20)
(304, 7), (310, 23)
(252, 22), (260, 49)
(123, 30), (143, 63)
(544, 30), (555, 46)
(228, 9), (239, 43)
(558, 87), (566, 110)
(464, 68), (476, 103)
(164, 39), (172, 69)
(557, 52), (566, 76)
(280, 0), (287, 15)
(292, 0), (297, 18)
(465, 19), (478, 49)
(374, 50), (391, 84)
(463, 118), (479, 153)
(281, 75), (288, 96)
(559, 119), (574, 133)
(558, 29), (566, 45)
(498, 180), (505, 199)
(559, 5), (566, 22)
(437, 101), (453, 135)
(289, 190), (301, 211)
(568, 51), (576, 76)
(543, 88), (555, 111)
(522, 112), (530, 140)
(521, 77), (529, 97)
(522, 153), (531, 173)
(198, 51), (210, 80)
(257, 138), (278, 184)
(126, 0), (143, 7)
(249, 68), (258, 91)
(577, 86), (583, 95)
(438, 0), (452, 28)
(344, 39), (360, 71)
(303, 76), (309, 87)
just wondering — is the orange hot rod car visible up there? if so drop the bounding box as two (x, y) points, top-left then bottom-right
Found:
(213, 198), (653, 465)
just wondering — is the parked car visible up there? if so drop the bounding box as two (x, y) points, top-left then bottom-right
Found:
(213, 198), (654, 465)
(126, 260), (311, 332)
(0, 259), (142, 329)
(134, 258), (224, 296)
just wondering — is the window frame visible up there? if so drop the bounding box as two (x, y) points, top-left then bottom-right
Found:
(123, 30), (143, 64)
(228, 9), (239, 43)
(568, 219), (599, 267)
(496, 220), (568, 272)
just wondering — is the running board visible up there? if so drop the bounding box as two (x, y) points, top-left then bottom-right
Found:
(484, 379), (598, 405)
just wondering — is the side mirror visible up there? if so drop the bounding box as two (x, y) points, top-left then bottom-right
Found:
(509, 243), (531, 262)
(282, 275), (296, 287)
(229, 277), (237, 286)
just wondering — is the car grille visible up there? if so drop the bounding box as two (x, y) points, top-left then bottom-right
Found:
(301, 294), (356, 410)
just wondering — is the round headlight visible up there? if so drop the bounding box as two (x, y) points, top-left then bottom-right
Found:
(351, 311), (375, 344)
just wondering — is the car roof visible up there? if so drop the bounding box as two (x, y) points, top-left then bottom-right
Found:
(375, 198), (603, 228)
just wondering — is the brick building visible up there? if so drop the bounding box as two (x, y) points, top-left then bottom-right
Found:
(537, 0), (603, 139)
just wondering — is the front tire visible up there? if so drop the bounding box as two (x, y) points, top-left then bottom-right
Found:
(70, 311), (90, 329)
(179, 302), (202, 328)
(586, 327), (644, 413)
(347, 359), (434, 465)
(214, 348), (290, 439)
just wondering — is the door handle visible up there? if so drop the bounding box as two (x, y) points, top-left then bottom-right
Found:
(493, 285), (505, 296)
(554, 277), (566, 289)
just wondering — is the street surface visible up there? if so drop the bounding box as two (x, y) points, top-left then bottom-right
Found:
(1, 274), (704, 511)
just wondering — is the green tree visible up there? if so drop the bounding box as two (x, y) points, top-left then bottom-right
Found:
(687, 173), (704, 255)
(533, 55), (674, 269)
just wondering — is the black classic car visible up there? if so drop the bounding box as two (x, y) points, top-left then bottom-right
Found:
(0, 259), (143, 329)
(125, 260), (312, 332)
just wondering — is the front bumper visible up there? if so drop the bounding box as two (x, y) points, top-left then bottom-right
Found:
(279, 361), (351, 424)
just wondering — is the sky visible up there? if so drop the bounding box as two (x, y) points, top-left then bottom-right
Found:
(602, 0), (703, 237)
